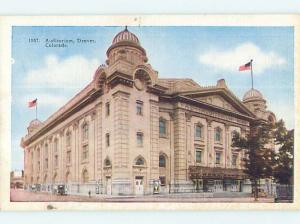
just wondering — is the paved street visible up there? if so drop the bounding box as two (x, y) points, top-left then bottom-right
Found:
(11, 189), (274, 203)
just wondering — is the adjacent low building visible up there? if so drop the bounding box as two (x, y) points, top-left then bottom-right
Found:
(21, 27), (276, 196)
(10, 170), (24, 189)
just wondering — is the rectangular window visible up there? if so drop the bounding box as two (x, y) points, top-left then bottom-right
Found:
(215, 128), (222, 142)
(54, 140), (58, 153)
(45, 159), (48, 169)
(106, 102), (110, 116)
(137, 132), (143, 147)
(196, 149), (202, 163)
(232, 154), (238, 167)
(159, 176), (166, 186)
(195, 125), (202, 139)
(82, 124), (88, 141)
(136, 101), (143, 115)
(45, 145), (48, 156)
(106, 133), (110, 147)
(159, 119), (166, 136)
(66, 133), (71, 147)
(67, 151), (71, 164)
(82, 145), (88, 160)
(215, 152), (221, 165)
(54, 155), (58, 167)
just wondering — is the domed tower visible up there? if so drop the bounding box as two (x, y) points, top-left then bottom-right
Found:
(243, 88), (276, 122)
(106, 26), (148, 74)
(94, 26), (159, 92)
(243, 88), (266, 112)
(27, 119), (42, 135)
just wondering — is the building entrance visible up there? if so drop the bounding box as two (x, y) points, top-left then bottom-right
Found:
(135, 176), (144, 195)
(106, 176), (112, 195)
(214, 180), (223, 192)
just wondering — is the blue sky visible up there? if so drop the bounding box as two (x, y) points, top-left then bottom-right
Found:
(11, 26), (294, 171)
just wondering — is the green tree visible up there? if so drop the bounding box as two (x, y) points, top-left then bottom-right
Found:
(232, 121), (274, 200)
(273, 119), (294, 185)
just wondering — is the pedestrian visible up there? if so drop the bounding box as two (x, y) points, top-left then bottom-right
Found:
(88, 190), (91, 198)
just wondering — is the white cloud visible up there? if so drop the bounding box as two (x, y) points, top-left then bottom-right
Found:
(199, 42), (286, 74)
(20, 54), (100, 115)
(24, 54), (100, 89)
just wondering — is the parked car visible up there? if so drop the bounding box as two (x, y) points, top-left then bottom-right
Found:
(57, 185), (67, 195)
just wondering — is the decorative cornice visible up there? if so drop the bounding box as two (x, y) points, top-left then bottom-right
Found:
(112, 90), (130, 98)
(171, 95), (255, 122)
(146, 85), (166, 95)
(107, 71), (134, 88)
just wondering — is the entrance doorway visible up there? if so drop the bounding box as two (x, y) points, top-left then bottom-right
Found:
(106, 176), (112, 195)
(214, 180), (223, 192)
(135, 176), (144, 195)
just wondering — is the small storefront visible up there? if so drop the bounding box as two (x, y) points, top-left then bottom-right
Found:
(189, 166), (247, 192)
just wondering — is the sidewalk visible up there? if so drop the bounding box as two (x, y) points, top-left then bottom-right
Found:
(11, 189), (275, 203)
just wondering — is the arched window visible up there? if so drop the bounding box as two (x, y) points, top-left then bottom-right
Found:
(82, 169), (89, 183)
(135, 156), (145, 166)
(82, 123), (89, 141)
(104, 157), (111, 167)
(136, 132), (143, 147)
(159, 118), (167, 136)
(66, 131), (71, 147)
(195, 123), (203, 139)
(159, 155), (166, 167)
(215, 127), (222, 142)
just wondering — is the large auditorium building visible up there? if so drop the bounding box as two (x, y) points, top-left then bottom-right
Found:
(21, 27), (276, 196)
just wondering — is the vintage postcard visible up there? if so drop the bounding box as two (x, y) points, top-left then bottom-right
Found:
(0, 15), (299, 211)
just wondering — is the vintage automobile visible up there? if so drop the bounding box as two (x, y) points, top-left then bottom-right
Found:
(30, 184), (36, 192)
(57, 184), (68, 195)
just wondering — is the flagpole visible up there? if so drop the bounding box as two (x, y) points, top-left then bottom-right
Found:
(35, 99), (37, 120)
(251, 59), (254, 89)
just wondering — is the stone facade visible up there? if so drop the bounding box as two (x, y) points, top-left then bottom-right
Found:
(21, 27), (276, 196)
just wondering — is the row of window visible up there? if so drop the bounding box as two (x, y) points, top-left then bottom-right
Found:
(195, 148), (238, 166)
(105, 100), (144, 117)
(103, 154), (167, 168)
(159, 119), (238, 143)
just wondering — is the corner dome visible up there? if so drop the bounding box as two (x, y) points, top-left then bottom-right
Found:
(28, 119), (42, 128)
(243, 88), (264, 102)
(112, 26), (140, 45)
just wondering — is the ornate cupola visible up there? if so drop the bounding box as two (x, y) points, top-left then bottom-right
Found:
(243, 88), (266, 113)
(27, 119), (42, 135)
(93, 26), (161, 94)
(243, 88), (276, 122)
(106, 26), (148, 67)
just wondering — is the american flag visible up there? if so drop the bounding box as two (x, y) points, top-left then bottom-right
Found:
(28, 98), (37, 108)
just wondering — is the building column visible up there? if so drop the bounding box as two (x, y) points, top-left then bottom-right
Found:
(95, 102), (103, 189)
(225, 124), (231, 168)
(72, 121), (79, 183)
(112, 91), (131, 195)
(149, 99), (159, 193)
(207, 119), (213, 167)
(59, 131), (64, 184)
(173, 108), (186, 181)
(185, 112), (192, 180)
